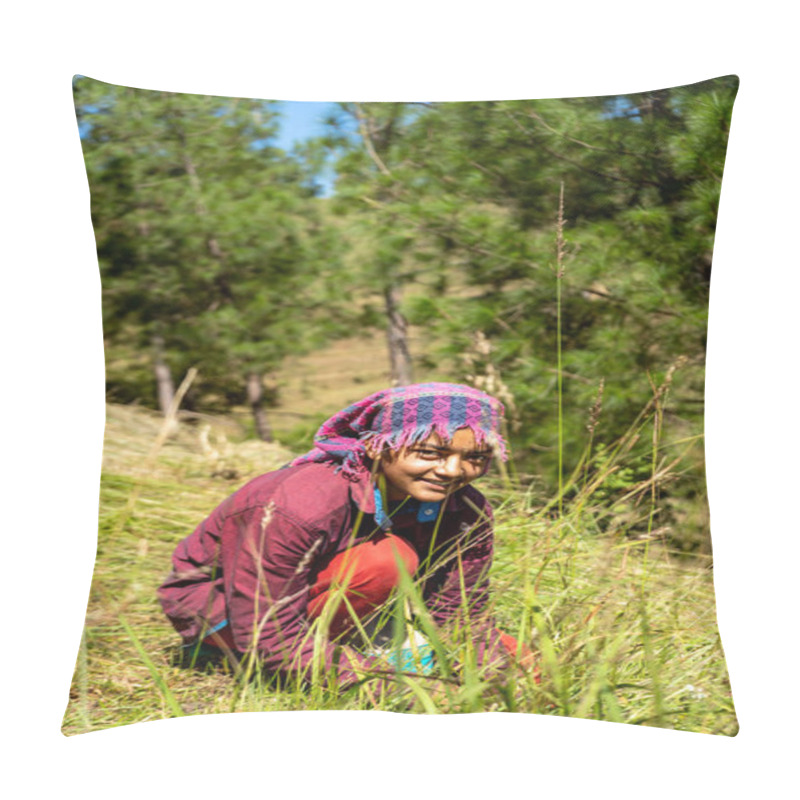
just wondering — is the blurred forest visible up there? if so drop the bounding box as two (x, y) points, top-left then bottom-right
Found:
(73, 75), (738, 551)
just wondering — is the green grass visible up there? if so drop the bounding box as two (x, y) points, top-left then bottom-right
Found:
(62, 402), (737, 735)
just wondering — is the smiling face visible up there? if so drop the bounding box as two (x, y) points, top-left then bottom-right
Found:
(371, 428), (492, 502)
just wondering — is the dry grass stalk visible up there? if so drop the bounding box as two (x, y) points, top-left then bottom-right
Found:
(463, 331), (520, 432)
(586, 379), (605, 437)
(113, 367), (198, 539)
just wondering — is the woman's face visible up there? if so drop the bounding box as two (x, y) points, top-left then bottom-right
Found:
(375, 428), (492, 502)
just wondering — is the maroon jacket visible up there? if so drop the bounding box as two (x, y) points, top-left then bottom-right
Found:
(158, 461), (506, 687)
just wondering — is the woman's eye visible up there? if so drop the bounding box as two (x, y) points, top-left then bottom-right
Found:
(415, 449), (441, 459)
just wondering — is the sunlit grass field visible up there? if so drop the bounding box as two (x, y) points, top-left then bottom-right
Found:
(62, 402), (736, 736)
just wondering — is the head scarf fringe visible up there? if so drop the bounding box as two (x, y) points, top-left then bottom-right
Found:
(289, 382), (508, 481)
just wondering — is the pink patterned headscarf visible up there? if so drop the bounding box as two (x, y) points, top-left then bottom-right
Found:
(289, 382), (508, 480)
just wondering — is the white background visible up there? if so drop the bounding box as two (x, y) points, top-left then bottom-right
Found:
(3, 2), (798, 797)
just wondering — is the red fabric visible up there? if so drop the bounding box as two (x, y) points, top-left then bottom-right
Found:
(307, 533), (419, 636)
(498, 631), (541, 682)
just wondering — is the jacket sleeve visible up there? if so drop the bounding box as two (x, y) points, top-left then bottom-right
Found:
(224, 502), (381, 689)
(422, 495), (510, 673)
(158, 497), (233, 641)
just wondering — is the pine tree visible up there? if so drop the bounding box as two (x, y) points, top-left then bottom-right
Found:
(321, 78), (738, 510)
(75, 77), (341, 435)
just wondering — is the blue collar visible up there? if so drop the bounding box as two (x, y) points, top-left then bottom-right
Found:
(373, 486), (442, 531)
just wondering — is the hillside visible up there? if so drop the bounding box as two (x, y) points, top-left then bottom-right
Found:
(63, 403), (737, 735)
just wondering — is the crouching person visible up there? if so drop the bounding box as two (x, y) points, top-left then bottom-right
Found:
(158, 382), (533, 695)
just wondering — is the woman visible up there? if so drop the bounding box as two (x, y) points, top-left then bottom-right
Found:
(158, 382), (527, 690)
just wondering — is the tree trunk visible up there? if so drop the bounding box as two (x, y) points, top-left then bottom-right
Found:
(351, 105), (413, 387)
(383, 284), (413, 386)
(153, 335), (175, 416)
(247, 372), (273, 442)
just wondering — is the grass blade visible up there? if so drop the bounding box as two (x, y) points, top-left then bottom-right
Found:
(119, 615), (185, 718)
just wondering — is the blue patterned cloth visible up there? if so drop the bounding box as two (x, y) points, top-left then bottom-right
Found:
(387, 641), (436, 675)
(373, 486), (441, 531)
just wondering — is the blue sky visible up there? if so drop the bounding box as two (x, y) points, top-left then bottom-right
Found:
(272, 101), (354, 196)
(272, 101), (340, 149)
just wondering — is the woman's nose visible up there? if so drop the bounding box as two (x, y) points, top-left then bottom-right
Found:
(434, 455), (462, 478)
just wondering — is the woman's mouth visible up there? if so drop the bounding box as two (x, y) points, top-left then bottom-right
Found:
(419, 479), (453, 492)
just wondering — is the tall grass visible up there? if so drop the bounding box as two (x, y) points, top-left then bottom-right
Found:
(555, 181), (567, 520)
(63, 394), (736, 735)
(63, 194), (734, 735)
